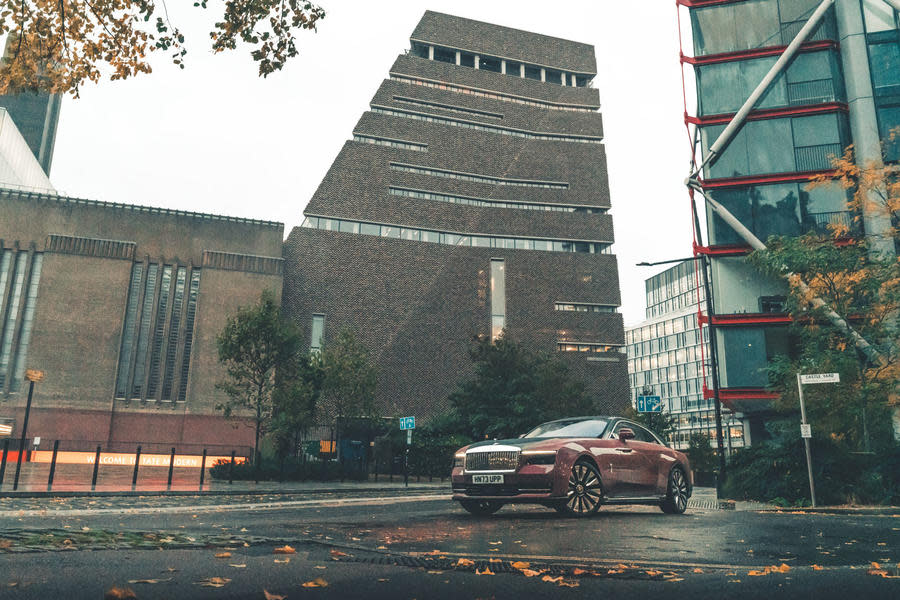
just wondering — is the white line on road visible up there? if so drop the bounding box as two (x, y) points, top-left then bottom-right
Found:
(0, 494), (453, 518)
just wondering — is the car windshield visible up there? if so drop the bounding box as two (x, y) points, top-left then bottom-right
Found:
(522, 419), (609, 438)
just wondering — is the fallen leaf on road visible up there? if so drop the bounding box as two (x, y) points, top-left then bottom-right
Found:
(378, 578), (389, 582)
(557, 579), (579, 588)
(104, 586), (136, 599)
(376, 545), (387, 550)
(240, 528), (248, 532)
(329, 550), (349, 559)
(8, 583), (19, 587)
(571, 568), (586, 575)
(274, 558), (290, 564)
(521, 569), (543, 577)
(692, 568), (703, 573)
(812, 565), (823, 571)
(301, 578), (328, 588)
(488, 548), (499, 552)
(645, 570), (663, 577)
(229, 564), (246, 568)
(196, 577), (231, 588)
(667, 578), (685, 582)
(427, 570), (443, 574)
(128, 577), (173, 584)
(511, 561), (531, 570)
(263, 591), (286, 600)
(0, 540), (13, 550)
(542, 575), (563, 583)
(274, 546), (296, 555)
(456, 558), (475, 567)
(774, 563), (791, 573)
(475, 567), (494, 575)
(748, 570), (768, 577)
(728, 579), (741, 583)
(489, 558), (501, 563)
(215, 552), (231, 558)
(314, 566), (327, 570)
(81, 527), (90, 532)
(488, 541), (502, 545)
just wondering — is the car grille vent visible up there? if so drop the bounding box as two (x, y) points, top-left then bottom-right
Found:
(465, 450), (520, 471)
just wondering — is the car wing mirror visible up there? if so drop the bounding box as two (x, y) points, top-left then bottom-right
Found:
(618, 428), (635, 441)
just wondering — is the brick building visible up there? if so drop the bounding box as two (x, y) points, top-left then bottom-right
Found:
(283, 11), (629, 421)
(0, 190), (284, 454)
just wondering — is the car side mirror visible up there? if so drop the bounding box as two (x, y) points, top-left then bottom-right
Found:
(618, 428), (635, 441)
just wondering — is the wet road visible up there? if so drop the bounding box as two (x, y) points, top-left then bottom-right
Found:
(2, 495), (899, 598)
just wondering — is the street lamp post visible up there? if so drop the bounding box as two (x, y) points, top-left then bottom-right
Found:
(13, 369), (43, 491)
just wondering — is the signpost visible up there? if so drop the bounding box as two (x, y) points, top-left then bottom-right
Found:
(399, 416), (415, 487)
(796, 372), (839, 508)
(637, 395), (662, 413)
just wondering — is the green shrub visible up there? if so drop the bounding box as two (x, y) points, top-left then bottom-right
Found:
(208, 457), (366, 481)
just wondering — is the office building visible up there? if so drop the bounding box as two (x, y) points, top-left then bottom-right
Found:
(283, 11), (629, 421)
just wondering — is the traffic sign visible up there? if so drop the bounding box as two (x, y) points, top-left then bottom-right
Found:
(637, 396), (662, 413)
(799, 373), (840, 384)
(399, 416), (415, 430)
(800, 424), (812, 439)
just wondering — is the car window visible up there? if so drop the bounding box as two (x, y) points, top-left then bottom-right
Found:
(523, 419), (609, 438)
(632, 424), (661, 444)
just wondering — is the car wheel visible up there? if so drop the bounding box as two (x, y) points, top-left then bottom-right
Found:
(660, 467), (689, 514)
(459, 499), (503, 516)
(563, 460), (603, 517)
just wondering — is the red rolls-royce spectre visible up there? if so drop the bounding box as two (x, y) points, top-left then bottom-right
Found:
(451, 416), (692, 517)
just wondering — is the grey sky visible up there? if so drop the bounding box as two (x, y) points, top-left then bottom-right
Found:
(49, 1), (694, 326)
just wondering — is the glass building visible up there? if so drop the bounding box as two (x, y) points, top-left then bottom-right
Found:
(679, 0), (899, 440)
(626, 261), (746, 451)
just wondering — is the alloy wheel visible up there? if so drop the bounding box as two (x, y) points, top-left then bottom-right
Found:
(564, 461), (602, 516)
(661, 467), (689, 514)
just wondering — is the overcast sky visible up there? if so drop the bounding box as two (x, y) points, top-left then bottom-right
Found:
(48, 1), (696, 327)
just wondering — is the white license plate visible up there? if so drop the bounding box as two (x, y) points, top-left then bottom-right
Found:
(472, 474), (504, 484)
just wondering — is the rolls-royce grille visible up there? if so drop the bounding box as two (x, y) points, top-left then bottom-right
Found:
(465, 450), (520, 471)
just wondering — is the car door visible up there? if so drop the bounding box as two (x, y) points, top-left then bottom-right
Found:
(601, 421), (651, 497)
(627, 424), (667, 496)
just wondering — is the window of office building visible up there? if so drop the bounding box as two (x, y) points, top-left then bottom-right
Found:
(877, 105), (900, 162)
(719, 326), (791, 388)
(432, 46), (455, 64)
(696, 50), (842, 116)
(115, 262), (201, 402)
(708, 180), (849, 245)
(702, 112), (846, 179)
(690, 0), (834, 56)
(0, 250), (43, 392)
(310, 314), (325, 353)
(863, 0), (900, 33)
(869, 40), (900, 97)
(490, 259), (505, 341)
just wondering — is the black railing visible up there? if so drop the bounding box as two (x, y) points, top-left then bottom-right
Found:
(808, 210), (854, 234)
(788, 78), (836, 106)
(795, 142), (842, 171)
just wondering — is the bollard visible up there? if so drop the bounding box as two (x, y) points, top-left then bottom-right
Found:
(228, 450), (235, 484)
(47, 440), (60, 491)
(132, 446), (142, 490)
(199, 449), (207, 489)
(0, 438), (9, 488)
(166, 447), (176, 490)
(90, 445), (101, 491)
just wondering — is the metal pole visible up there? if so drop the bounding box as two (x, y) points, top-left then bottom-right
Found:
(0, 438), (9, 488)
(90, 445), (101, 491)
(199, 449), (207, 489)
(796, 374), (817, 507)
(46, 440), (59, 491)
(12, 379), (35, 491)
(228, 450), (235, 484)
(132, 446), (141, 490)
(167, 447), (176, 490)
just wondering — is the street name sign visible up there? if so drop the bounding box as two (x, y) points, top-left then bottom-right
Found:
(637, 396), (662, 413)
(799, 373), (840, 384)
(399, 416), (416, 430)
(800, 424), (812, 439)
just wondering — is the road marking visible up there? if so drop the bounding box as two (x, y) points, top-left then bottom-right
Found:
(0, 494), (452, 518)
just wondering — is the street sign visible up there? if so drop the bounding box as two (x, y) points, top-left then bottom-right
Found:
(399, 416), (415, 430)
(637, 396), (662, 413)
(800, 373), (840, 384)
(800, 424), (812, 439)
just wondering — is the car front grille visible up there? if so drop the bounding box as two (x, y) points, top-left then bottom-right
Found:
(465, 450), (520, 472)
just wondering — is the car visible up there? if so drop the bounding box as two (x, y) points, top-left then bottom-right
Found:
(450, 416), (692, 517)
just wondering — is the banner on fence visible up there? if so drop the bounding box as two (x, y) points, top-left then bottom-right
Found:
(28, 451), (247, 468)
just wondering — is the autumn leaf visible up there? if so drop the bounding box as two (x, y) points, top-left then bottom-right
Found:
(541, 575), (563, 583)
(0, 539), (12, 550)
(274, 558), (290, 564)
(748, 569), (769, 577)
(263, 591), (286, 600)
(488, 558), (501, 563)
(301, 577), (329, 588)
(475, 567), (494, 575)
(456, 558), (475, 567)
(215, 552), (232, 558)
(273, 545), (296, 554)
(104, 587), (137, 600)
(128, 577), (172, 584)
(692, 568), (704, 573)
(521, 569), (543, 577)
(488, 541), (502, 545)
(557, 579), (580, 588)
(196, 577), (231, 588)
(511, 561), (531, 570)
(812, 565), (823, 571)
(229, 564), (246, 568)
(329, 550), (349, 559)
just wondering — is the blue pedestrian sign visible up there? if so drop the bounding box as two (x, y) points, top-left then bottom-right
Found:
(399, 416), (416, 430)
(637, 396), (662, 413)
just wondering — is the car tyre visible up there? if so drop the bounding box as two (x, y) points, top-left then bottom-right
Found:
(563, 460), (603, 517)
(660, 466), (689, 514)
(459, 499), (503, 516)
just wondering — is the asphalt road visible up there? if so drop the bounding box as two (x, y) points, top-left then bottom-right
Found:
(2, 494), (899, 599)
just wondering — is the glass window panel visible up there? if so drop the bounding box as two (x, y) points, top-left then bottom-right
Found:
(131, 264), (159, 398)
(381, 226), (400, 238)
(863, 0), (898, 32)
(748, 118), (795, 174)
(878, 106), (900, 162)
(360, 223), (380, 236)
(310, 314), (325, 352)
(10, 254), (43, 392)
(870, 42), (900, 96)
(479, 56), (502, 72)
(490, 259), (506, 342)
(460, 52), (475, 67)
(339, 220), (359, 234)
(524, 65), (541, 80)
(401, 228), (420, 241)
(0, 252), (27, 388)
(161, 267), (186, 401)
(421, 231), (440, 243)
(177, 269), (201, 402)
(433, 46), (456, 64)
(115, 263), (144, 398)
(146, 265), (173, 398)
(472, 236), (491, 247)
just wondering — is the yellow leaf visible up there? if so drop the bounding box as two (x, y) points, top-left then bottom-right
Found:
(456, 558), (475, 567)
(274, 558), (290, 564)
(215, 552), (231, 558)
(489, 558), (501, 563)
(557, 579), (579, 588)
(774, 563), (791, 573)
(475, 567), (494, 575)
(812, 565), (823, 571)
(263, 591), (286, 600)
(511, 561), (531, 570)
(301, 577), (329, 588)
(692, 568), (704, 573)
(748, 569), (768, 577)
(521, 569), (543, 577)
(542, 575), (563, 583)
(229, 564), (246, 568)
(103, 587), (137, 599)
(196, 577), (231, 588)
(274, 545), (296, 554)
(128, 578), (172, 584)
(329, 549), (349, 559)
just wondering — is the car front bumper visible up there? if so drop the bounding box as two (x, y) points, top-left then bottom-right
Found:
(450, 465), (564, 502)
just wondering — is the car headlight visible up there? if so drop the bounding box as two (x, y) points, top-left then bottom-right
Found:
(522, 450), (557, 465)
(453, 454), (465, 468)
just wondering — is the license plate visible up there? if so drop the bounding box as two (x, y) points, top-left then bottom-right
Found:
(472, 474), (504, 484)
